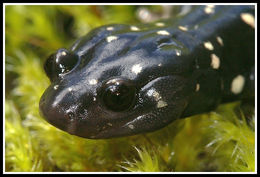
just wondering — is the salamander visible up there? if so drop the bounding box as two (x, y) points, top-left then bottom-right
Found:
(39, 5), (255, 139)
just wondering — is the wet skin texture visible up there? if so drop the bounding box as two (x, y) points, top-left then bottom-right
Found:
(39, 5), (255, 139)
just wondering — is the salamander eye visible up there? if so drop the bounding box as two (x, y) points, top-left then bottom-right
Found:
(44, 48), (79, 82)
(100, 78), (136, 112)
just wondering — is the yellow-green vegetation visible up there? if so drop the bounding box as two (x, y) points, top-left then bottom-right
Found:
(5, 5), (255, 172)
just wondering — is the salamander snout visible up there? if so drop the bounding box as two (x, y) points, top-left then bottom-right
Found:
(39, 81), (100, 137)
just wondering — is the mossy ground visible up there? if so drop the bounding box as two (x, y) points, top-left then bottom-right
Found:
(5, 5), (255, 172)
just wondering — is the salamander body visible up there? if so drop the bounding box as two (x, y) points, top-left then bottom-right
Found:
(39, 5), (255, 139)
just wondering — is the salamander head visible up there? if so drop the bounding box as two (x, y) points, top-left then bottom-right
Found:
(39, 24), (192, 139)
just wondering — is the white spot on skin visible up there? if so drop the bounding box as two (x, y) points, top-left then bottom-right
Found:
(155, 22), (165, 27)
(240, 13), (255, 28)
(210, 54), (220, 69)
(157, 100), (168, 108)
(175, 49), (181, 56)
(152, 90), (161, 101)
(147, 89), (155, 97)
(195, 83), (200, 92)
(106, 36), (118, 43)
(216, 36), (224, 46)
(178, 26), (188, 31)
(128, 124), (134, 129)
(53, 85), (59, 90)
(89, 79), (98, 85)
(132, 64), (142, 74)
(157, 30), (170, 36)
(147, 88), (161, 101)
(204, 5), (215, 14)
(106, 26), (114, 31)
(130, 26), (140, 31)
(231, 75), (245, 94)
(61, 51), (67, 56)
(204, 41), (214, 51)
(146, 88), (168, 108)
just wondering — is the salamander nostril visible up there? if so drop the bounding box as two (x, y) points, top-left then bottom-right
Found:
(67, 111), (75, 122)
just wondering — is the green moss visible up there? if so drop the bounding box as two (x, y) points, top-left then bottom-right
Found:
(120, 104), (255, 172)
(119, 147), (161, 172)
(5, 5), (255, 172)
(5, 100), (42, 172)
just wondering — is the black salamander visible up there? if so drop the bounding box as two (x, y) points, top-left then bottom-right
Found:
(39, 5), (255, 139)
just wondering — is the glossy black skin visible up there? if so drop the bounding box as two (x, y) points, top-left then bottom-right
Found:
(39, 5), (255, 139)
